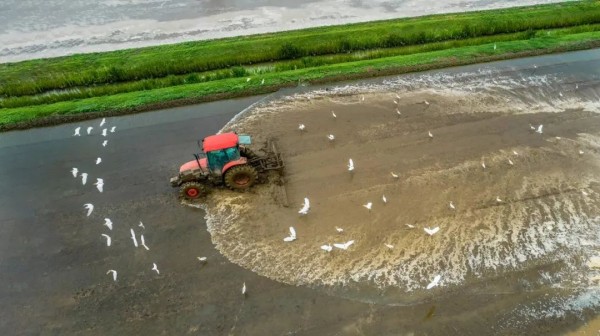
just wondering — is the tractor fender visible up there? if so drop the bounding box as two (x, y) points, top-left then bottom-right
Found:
(222, 158), (248, 174)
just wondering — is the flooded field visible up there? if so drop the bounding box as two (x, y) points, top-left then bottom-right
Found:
(0, 0), (566, 63)
(204, 68), (600, 331)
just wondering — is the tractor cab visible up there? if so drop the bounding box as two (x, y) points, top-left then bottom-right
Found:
(201, 133), (251, 175)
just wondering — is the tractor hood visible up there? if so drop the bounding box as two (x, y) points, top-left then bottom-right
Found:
(179, 158), (208, 172)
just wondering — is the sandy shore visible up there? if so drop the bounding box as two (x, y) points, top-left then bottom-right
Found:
(203, 70), (600, 309)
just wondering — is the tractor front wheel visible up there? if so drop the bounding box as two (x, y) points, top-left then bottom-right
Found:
(224, 164), (258, 190)
(180, 182), (208, 200)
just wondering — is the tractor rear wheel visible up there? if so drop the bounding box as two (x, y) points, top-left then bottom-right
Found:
(180, 182), (208, 200)
(224, 164), (258, 190)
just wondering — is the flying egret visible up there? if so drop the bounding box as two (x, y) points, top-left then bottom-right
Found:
(424, 227), (440, 236)
(87, 126), (93, 135)
(405, 224), (415, 229)
(426, 275), (442, 289)
(96, 157), (102, 165)
(331, 111), (337, 118)
(73, 127), (81, 136)
(559, 92), (563, 97)
(81, 173), (88, 185)
(94, 178), (104, 192)
(283, 227), (297, 242)
(84, 203), (94, 217)
(298, 124), (306, 131)
(481, 161), (486, 170)
(428, 131), (434, 139)
(246, 77), (251, 82)
(102, 128), (107, 137)
(100, 118), (106, 127)
(424, 100), (430, 105)
(496, 196), (503, 203)
(529, 124), (536, 131)
(396, 93), (401, 99)
(493, 43), (497, 51)
(361, 95), (365, 102)
(197, 256), (207, 263)
(393, 99), (398, 105)
(141, 234), (150, 250)
(384, 244), (394, 249)
(151, 263), (160, 274)
(110, 126), (116, 133)
(508, 158), (514, 166)
(396, 108), (401, 116)
(102, 140), (108, 147)
(391, 172), (399, 178)
(104, 218), (113, 230)
(242, 282), (247, 296)
(139, 222), (145, 229)
(536, 125), (543, 134)
(363, 202), (373, 210)
(298, 198), (310, 215)
(335, 227), (344, 233)
(512, 150), (519, 156)
(449, 201), (455, 210)
(347, 159), (354, 172)
(107, 270), (117, 282)
(579, 150), (585, 155)
(382, 195), (387, 203)
(130, 228), (139, 247)
(261, 78), (265, 85)
(327, 134), (335, 141)
(321, 244), (333, 252)
(333, 240), (355, 250)
(71, 168), (78, 178)
(101, 234), (111, 247)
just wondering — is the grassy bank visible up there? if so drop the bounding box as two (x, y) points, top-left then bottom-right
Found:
(2, 1), (600, 130)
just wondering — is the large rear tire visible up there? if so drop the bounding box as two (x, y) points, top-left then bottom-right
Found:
(224, 164), (258, 190)
(180, 182), (208, 200)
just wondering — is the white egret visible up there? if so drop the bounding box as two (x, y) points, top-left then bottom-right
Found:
(536, 125), (543, 134)
(426, 275), (442, 289)
(130, 228), (138, 247)
(508, 158), (514, 166)
(391, 172), (399, 178)
(71, 168), (78, 178)
(94, 178), (104, 192)
(73, 127), (81, 136)
(96, 157), (102, 165)
(100, 118), (106, 127)
(298, 124), (306, 131)
(396, 108), (401, 116)
(103, 218), (113, 230)
(327, 134), (335, 141)
(140, 234), (150, 250)
(424, 100), (430, 105)
(424, 227), (440, 236)
(333, 240), (355, 250)
(110, 126), (116, 133)
(197, 257), (207, 263)
(102, 140), (108, 147)
(81, 173), (88, 185)
(481, 161), (486, 169)
(335, 227), (344, 233)
(151, 263), (160, 274)
(101, 234), (111, 247)
(513, 150), (519, 156)
(347, 159), (354, 172)
(382, 195), (387, 203)
(428, 131), (433, 139)
(384, 244), (394, 249)
(107, 270), (117, 282)
(102, 128), (107, 137)
(321, 244), (333, 252)
(496, 196), (503, 203)
(579, 150), (584, 155)
(87, 126), (93, 135)
(449, 201), (455, 210)
(283, 227), (297, 242)
(261, 79), (265, 85)
(242, 282), (247, 296)
(139, 222), (145, 229)
(84, 203), (94, 217)
(363, 202), (372, 210)
(405, 224), (415, 229)
(298, 198), (310, 215)
(331, 111), (337, 118)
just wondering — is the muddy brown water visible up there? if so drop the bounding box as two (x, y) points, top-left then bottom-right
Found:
(3, 50), (600, 335)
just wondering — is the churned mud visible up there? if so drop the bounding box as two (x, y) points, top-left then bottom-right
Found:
(203, 69), (600, 320)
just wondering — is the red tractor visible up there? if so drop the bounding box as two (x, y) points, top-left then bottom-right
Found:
(170, 132), (284, 200)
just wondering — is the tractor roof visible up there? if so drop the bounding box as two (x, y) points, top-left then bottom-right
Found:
(203, 132), (239, 152)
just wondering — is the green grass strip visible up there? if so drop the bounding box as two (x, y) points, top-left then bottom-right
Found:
(2, 30), (600, 130)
